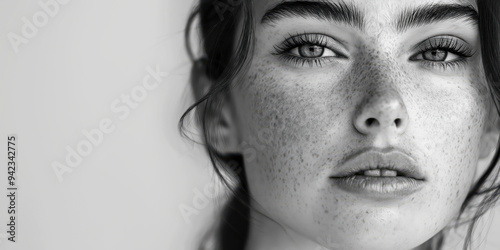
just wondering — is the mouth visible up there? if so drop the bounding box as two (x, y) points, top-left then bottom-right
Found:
(352, 166), (417, 179)
(329, 149), (426, 199)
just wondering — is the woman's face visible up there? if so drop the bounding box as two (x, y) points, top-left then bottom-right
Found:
(227, 0), (495, 249)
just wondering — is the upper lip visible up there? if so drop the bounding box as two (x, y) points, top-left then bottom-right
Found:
(329, 148), (425, 180)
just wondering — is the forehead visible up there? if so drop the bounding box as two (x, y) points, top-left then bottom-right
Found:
(253, 0), (478, 26)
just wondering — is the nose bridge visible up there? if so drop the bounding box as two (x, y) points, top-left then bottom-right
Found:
(354, 46), (400, 86)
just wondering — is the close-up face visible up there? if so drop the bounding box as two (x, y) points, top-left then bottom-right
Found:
(226, 0), (498, 249)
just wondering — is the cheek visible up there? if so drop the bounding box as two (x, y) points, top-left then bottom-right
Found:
(396, 70), (489, 221)
(232, 61), (346, 215)
(418, 69), (489, 180)
(436, 74), (489, 203)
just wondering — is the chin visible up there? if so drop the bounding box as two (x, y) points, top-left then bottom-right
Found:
(316, 230), (432, 250)
(303, 205), (445, 250)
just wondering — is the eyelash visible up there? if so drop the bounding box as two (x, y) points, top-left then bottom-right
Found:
(273, 33), (476, 71)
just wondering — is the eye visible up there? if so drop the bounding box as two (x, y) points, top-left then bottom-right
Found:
(409, 36), (476, 71)
(289, 44), (337, 58)
(411, 48), (461, 62)
(272, 33), (346, 67)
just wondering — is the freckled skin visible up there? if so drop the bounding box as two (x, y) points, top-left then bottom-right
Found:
(227, 0), (494, 249)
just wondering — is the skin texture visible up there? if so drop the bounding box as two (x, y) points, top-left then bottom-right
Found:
(210, 0), (500, 249)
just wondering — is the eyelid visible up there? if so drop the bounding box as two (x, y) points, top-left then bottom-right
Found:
(410, 35), (476, 57)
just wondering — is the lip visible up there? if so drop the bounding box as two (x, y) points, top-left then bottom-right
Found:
(329, 148), (426, 199)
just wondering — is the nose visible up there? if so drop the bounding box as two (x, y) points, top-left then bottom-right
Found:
(353, 88), (409, 136)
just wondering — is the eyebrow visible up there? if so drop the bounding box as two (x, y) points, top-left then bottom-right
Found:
(261, 1), (478, 33)
(261, 1), (365, 30)
(396, 4), (478, 33)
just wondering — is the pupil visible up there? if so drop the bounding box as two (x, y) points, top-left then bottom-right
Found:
(299, 45), (324, 58)
(424, 49), (447, 61)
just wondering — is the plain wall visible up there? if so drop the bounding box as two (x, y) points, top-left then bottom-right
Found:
(0, 0), (499, 249)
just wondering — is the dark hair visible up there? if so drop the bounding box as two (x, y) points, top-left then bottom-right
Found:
(179, 0), (500, 249)
(181, 0), (254, 249)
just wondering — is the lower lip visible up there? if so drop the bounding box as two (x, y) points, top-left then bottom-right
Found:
(330, 175), (425, 199)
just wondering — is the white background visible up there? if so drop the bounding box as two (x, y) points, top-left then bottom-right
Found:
(0, 1), (499, 250)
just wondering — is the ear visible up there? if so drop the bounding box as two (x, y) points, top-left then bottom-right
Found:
(190, 59), (241, 155)
(475, 110), (500, 184)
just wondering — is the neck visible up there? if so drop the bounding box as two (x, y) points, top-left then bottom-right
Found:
(244, 208), (436, 250)
(245, 208), (322, 250)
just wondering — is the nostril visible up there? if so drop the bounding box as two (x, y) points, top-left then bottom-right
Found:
(395, 118), (401, 127)
(365, 118), (379, 127)
(353, 88), (409, 135)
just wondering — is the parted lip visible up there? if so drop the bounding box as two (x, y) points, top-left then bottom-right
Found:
(329, 148), (426, 180)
